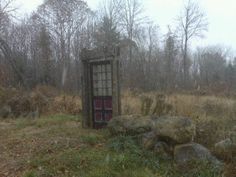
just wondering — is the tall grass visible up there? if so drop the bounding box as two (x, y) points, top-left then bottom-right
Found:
(121, 90), (236, 148)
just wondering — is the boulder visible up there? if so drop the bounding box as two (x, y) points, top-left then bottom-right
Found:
(108, 115), (153, 135)
(214, 127), (236, 158)
(174, 143), (221, 169)
(142, 132), (157, 149)
(152, 116), (196, 144)
(215, 139), (235, 156)
(0, 105), (11, 118)
(154, 141), (172, 159)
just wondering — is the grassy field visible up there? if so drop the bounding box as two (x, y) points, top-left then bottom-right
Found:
(0, 114), (224, 177)
(0, 89), (235, 177)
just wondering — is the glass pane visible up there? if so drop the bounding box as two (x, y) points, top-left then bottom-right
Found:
(98, 65), (102, 72)
(101, 65), (105, 72)
(93, 65), (98, 73)
(108, 88), (112, 96)
(104, 99), (112, 110)
(102, 81), (105, 88)
(107, 80), (112, 88)
(106, 64), (111, 72)
(106, 88), (109, 95)
(93, 88), (98, 96)
(93, 80), (98, 88)
(93, 73), (98, 81)
(103, 89), (107, 96)
(98, 72), (102, 82)
(95, 111), (103, 122)
(97, 81), (102, 88)
(107, 72), (112, 80)
(102, 73), (106, 80)
(98, 88), (103, 96)
(94, 99), (103, 110)
(104, 112), (112, 122)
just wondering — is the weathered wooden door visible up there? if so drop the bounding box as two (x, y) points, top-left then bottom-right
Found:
(91, 62), (112, 128)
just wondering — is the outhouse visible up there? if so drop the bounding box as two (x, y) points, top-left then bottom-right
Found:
(80, 47), (121, 129)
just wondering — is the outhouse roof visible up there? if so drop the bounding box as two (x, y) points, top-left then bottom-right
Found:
(80, 46), (120, 61)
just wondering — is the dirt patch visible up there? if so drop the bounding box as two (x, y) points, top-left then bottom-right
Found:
(0, 117), (83, 176)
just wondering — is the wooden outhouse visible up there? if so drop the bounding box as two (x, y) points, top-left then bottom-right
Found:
(80, 47), (121, 129)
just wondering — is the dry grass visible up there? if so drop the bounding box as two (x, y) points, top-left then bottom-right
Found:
(121, 90), (236, 147)
(121, 90), (235, 118)
(1, 86), (235, 148)
(1, 88), (236, 176)
(48, 95), (82, 115)
(0, 86), (82, 117)
(121, 90), (142, 115)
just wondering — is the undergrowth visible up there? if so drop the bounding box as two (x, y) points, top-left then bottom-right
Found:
(0, 114), (222, 177)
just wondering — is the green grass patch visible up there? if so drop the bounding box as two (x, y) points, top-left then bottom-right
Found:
(24, 134), (222, 177)
(0, 114), (223, 177)
(15, 114), (81, 129)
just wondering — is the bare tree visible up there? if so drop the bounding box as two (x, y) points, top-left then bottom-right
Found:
(194, 46), (228, 89)
(37, 0), (91, 91)
(119, 0), (147, 61)
(163, 27), (178, 90)
(0, 0), (17, 36)
(98, 0), (122, 28)
(178, 0), (208, 87)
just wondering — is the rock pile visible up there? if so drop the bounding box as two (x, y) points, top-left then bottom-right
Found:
(108, 115), (222, 170)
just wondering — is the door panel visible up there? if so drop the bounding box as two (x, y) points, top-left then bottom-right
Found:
(92, 62), (112, 127)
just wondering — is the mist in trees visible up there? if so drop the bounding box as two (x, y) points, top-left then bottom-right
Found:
(178, 0), (208, 88)
(0, 0), (235, 93)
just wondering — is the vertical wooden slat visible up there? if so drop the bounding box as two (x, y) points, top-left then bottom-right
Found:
(82, 61), (89, 128)
(117, 59), (121, 115)
(88, 63), (93, 128)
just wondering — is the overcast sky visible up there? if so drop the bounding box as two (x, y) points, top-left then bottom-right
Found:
(14, 0), (236, 52)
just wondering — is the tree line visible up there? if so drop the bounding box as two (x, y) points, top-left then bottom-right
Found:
(0, 0), (235, 93)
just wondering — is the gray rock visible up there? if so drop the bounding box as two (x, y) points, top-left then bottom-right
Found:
(174, 143), (221, 169)
(142, 131), (157, 149)
(215, 139), (235, 154)
(0, 106), (11, 118)
(152, 116), (196, 144)
(154, 141), (172, 159)
(214, 129), (236, 158)
(108, 115), (153, 135)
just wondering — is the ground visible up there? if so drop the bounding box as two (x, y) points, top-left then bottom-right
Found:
(0, 114), (223, 177)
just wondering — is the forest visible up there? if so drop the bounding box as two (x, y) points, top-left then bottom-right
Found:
(0, 0), (235, 93)
(0, 0), (235, 177)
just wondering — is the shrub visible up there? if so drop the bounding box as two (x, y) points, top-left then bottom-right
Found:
(49, 95), (81, 115)
(33, 85), (59, 98)
(140, 94), (172, 116)
(140, 95), (153, 115)
(201, 100), (225, 117)
(0, 87), (18, 107)
(151, 94), (173, 116)
(195, 119), (223, 148)
(7, 93), (32, 117)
